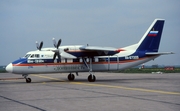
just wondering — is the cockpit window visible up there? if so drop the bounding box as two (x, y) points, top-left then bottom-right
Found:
(30, 54), (34, 58)
(24, 54), (31, 58)
(24, 54), (39, 58)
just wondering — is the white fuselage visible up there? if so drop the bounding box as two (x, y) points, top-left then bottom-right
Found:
(7, 45), (159, 75)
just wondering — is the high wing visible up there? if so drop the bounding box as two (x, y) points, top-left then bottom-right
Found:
(61, 45), (121, 58)
(77, 45), (120, 57)
(39, 38), (123, 59)
(79, 46), (118, 51)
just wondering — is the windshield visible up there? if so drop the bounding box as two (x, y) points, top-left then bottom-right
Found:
(24, 54), (31, 58)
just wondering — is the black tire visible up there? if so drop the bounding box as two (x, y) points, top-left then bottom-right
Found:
(68, 74), (75, 81)
(26, 78), (31, 83)
(88, 75), (96, 82)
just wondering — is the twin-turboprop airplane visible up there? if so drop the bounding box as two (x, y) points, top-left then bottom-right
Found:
(6, 19), (173, 83)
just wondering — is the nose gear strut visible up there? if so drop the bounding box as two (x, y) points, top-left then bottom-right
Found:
(22, 74), (31, 83)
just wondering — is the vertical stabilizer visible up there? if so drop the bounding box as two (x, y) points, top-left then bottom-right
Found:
(137, 19), (165, 52)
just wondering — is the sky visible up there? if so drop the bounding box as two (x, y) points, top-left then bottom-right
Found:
(0, 0), (180, 66)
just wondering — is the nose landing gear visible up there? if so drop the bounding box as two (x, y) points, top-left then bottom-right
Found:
(22, 74), (32, 83)
(26, 78), (31, 83)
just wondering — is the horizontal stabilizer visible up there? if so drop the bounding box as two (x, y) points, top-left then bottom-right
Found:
(146, 52), (174, 55)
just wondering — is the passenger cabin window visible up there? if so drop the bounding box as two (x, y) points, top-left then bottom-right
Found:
(99, 58), (106, 62)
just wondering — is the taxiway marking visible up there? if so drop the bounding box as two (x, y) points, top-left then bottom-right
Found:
(32, 74), (180, 95)
(32, 74), (66, 82)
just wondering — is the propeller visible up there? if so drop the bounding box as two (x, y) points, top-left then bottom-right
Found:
(53, 38), (61, 48)
(52, 38), (62, 62)
(36, 41), (43, 51)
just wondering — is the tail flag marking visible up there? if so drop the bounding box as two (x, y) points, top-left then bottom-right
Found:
(148, 31), (158, 37)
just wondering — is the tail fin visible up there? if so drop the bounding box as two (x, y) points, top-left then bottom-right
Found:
(137, 19), (165, 52)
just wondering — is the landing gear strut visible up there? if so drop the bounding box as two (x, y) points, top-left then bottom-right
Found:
(22, 74), (31, 83)
(83, 57), (96, 82)
(68, 73), (75, 81)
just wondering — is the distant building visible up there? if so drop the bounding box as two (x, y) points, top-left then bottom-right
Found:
(164, 66), (174, 70)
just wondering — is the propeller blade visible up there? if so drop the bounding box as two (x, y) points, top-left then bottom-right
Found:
(36, 41), (43, 51)
(39, 41), (43, 50)
(56, 39), (61, 48)
(52, 38), (57, 48)
(53, 52), (61, 62)
(36, 41), (39, 50)
(57, 53), (61, 62)
(52, 38), (62, 62)
(52, 38), (61, 49)
(53, 53), (57, 61)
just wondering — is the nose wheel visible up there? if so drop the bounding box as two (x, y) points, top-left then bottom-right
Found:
(22, 74), (32, 83)
(26, 78), (32, 83)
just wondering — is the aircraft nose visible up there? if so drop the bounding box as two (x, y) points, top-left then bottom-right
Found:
(6, 63), (13, 73)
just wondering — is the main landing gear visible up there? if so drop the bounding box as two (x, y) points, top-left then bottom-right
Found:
(68, 73), (75, 81)
(83, 57), (96, 82)
(22, 74), (31, 83)
(67, 72), (96, 82)
(88, 74), (96, 82)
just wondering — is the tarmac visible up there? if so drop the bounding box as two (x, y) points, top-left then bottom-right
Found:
(0, 72), (180, 111)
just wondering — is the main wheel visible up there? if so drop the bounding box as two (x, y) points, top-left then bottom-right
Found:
(68, 74), (75, 81)
(88, 75), (96, 82)
(26, 78), (31, 83)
